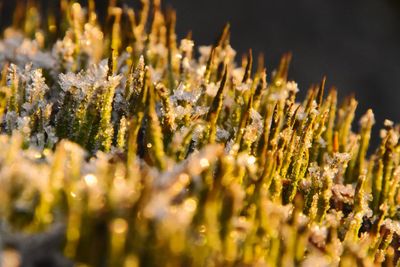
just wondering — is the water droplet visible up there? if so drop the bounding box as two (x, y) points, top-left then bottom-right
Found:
(183, 198), (197, 212)
(111, 218), (128, 234)
(84, 173), (98, 187)
(247, 155), (256, 165)
(199, 158), (209, 168)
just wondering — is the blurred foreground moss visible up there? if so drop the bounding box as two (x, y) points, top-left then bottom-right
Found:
(1, 1), (400, 266)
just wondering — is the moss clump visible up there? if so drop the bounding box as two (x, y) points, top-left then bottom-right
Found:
(0, 1), (400, 266)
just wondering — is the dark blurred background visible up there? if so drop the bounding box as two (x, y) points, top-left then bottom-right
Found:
(1, 0), (400, 145)
(166, 0), (400, 136)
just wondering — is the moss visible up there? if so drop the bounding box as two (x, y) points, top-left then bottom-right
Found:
(0, 1), (400, 266)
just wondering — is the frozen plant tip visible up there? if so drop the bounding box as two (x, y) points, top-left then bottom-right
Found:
(1, 1), (400, 267)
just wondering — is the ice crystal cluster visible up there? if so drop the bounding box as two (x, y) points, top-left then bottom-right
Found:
(0, 1), (400, 267)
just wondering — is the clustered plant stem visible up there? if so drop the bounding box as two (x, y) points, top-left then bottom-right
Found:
(1, 1), (400, 267)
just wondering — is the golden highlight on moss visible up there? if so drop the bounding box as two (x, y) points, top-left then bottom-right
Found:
(0, 1), (400, 266)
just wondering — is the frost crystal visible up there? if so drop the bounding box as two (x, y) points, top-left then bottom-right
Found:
(243, 109), (263, 143)
(216, 127), (230, 141)
(285, 81), (299, 93)
(206, 82), (219, 97)
(180, 39), (194, 54)
(171, 83), (199, 104)
(27, 69), (48, 103)
(236, 83), (251, 92)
